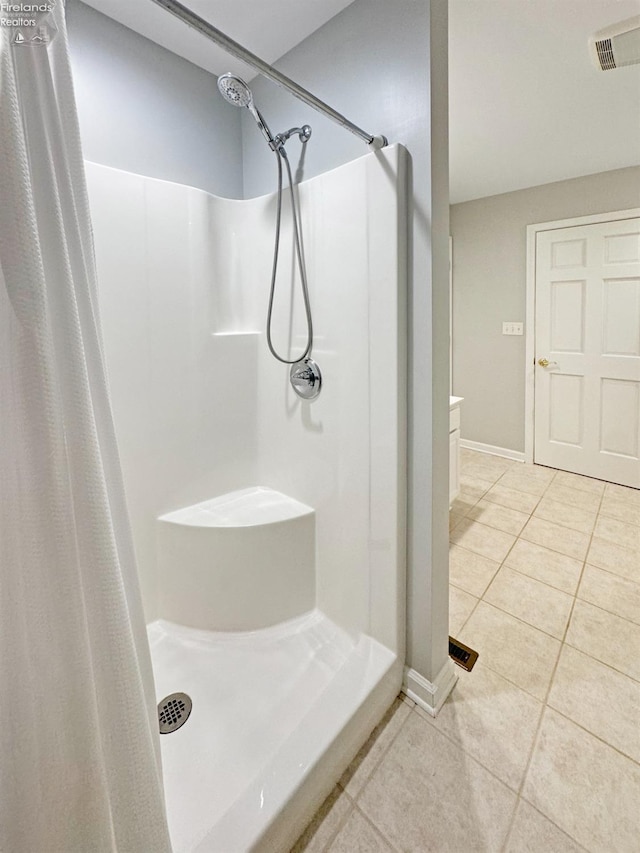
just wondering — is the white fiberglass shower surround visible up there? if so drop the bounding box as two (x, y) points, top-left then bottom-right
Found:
(87, 140), (407, 850)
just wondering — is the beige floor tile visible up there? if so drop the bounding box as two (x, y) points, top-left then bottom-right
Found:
(523, 708), (640, 853)
(600, 493), (640, 527)
(565, 599), (640, 682)
(553, 470), (606, 496)
(505, 800), (586, 853)
(578, 565), (640, 625)
(459, 602), (561, 700)
(358, 713), (517, 852)
(449, 510), (465, 532)
(518, 463), (557, 481)
(520, 517), (589, 561)
(482, 483), (540, 514)
(533, 497), (596, 535)
(327, 808), (394, 853)
(339, 698), (411, 798)
(484, 567), (573, 639)
(426, 661), (542, 790)
(449, 545), (501, 598)
(594, 515), (640, 552)
(605, 481), (640, 506)
(459, 476), (494, 503)
(461, 448), (480, 462)
(498, 470), (552, 497)
(450, 519), (516, 563)
(544, 482), (602, 513)
(587, 537), (640, 583)
(465, 455), (515, 482)
(450, 494), (475, 515)
(504, 539), (582, 595)
(291, 786), (353, 853)
(449, 585), (478, 635)
(467, 500), (530, 535)
(548, 645), (640, 764)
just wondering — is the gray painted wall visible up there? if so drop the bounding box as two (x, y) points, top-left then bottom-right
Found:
(241, 1), (427, 198)
(66, 0), (243, 198)
(243, 0), (451, 688)
(451, 165), (640, 453)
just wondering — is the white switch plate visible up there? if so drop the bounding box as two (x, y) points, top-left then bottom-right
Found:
(502, 322), (524, 336)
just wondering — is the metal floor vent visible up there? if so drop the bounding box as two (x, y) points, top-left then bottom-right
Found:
(449, 636), (479, 672)
(158, 692), (192, 734)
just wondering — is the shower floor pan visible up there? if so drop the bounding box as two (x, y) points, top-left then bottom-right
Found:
(148, 611), (397, 853)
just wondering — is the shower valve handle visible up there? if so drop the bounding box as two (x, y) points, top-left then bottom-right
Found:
(290, 358), (322, 400)
(291, 367), (316, 386)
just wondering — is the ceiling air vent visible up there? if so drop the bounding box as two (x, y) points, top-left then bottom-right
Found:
(589, 15), (640, 70)
(595, 38), (616, 70)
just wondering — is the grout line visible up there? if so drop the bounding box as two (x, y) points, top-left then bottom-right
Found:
(476, 596), (569, 643)
(496, 562), (576, 597)
(411, 701), (528, 795)
(449, 540), (503, 565)
(318, 802), (354, 853)
(499, 470), (590, 852)
(592, 507), (640, 529)
(514, 798), (591, 853)
(546, 704), (640, 768)
(581, 560), (640, 586)
(530, 507), (597, 537)
(563, 636), (640, 686)
(572, 592), (640, 629)
(338, 698), (413, 807)
(506, 484), (605, 834)
(451, 585), (482, 636)
(352, 805), (402, 853)
(451, 524), (588, 565)
(499, 797), (523, 853)
(303, 788), (354, 853)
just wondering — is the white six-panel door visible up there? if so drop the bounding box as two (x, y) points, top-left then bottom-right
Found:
(534, 216), (640, 488)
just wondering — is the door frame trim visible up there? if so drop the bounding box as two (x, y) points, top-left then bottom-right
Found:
(524, 207), (640, 464)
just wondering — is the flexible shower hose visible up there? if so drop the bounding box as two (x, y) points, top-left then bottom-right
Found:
(266, 145), (314, 364)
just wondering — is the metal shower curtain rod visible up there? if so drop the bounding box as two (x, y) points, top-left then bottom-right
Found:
(149, 0), (388, 149)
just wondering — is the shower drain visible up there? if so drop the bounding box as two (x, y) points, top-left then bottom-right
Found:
(158, 692), (192, 734)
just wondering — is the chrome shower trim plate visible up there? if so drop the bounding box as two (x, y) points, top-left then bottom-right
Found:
(290, 358), (322, 400)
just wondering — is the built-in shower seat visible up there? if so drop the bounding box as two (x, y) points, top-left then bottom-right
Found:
(157, 487), (315, 631)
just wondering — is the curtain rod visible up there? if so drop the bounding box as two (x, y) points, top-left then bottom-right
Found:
(148, 0), (388, 149)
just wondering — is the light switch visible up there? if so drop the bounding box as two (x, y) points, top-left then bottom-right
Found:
(502, 322), (524, 336)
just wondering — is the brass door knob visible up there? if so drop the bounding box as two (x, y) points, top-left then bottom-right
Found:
(538, 358), (551, 367)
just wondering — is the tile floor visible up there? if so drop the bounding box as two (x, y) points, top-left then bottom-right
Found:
(291, 450), (640, 852)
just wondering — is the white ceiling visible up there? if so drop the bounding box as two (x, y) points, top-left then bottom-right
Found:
(83, 0), (640, 203)
(449, 0), (640, 202)
(81, 0), (357, 80)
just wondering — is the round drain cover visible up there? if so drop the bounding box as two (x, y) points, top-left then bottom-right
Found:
(158, 692), (192, 734)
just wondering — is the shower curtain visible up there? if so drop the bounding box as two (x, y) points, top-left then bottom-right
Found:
(0, 4), (172, 851)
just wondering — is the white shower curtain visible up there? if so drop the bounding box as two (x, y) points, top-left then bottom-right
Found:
(0, 3), (172, 851)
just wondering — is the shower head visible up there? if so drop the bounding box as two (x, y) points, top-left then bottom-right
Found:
(217, 73), (275, 148)
(217, 73), (253, 109)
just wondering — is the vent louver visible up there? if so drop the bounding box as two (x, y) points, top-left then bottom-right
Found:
(595, 38), (617, 70)
(589, 16), (640, 70)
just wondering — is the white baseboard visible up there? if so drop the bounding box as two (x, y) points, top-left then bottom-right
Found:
(460, 439), (525, 463)
(402, 660), (458, 717)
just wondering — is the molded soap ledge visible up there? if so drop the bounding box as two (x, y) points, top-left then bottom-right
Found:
(157, 487), (316, 631)
(159, 487), (314, 528)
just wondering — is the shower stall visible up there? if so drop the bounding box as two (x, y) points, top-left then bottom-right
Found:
(86, 133), (407, 849)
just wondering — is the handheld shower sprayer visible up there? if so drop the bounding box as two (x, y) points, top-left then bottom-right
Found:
(217, 73), (277, 148)
(217, 72), (319, 394)
(217, 74), (312, 152)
